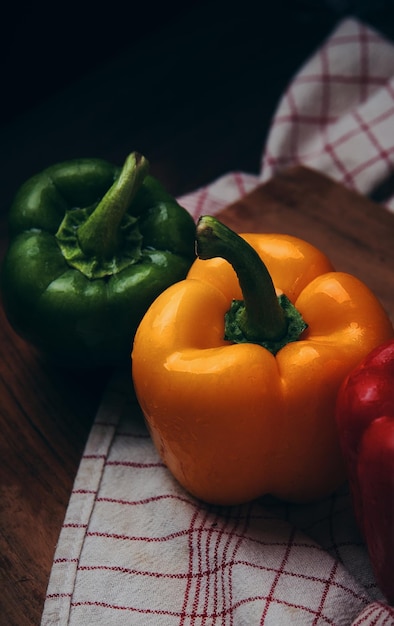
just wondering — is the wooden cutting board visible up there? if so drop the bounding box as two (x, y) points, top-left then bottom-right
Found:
(217, 166), (394, 323)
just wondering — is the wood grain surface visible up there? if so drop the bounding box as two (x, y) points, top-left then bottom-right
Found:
(0, 282), (110, 625)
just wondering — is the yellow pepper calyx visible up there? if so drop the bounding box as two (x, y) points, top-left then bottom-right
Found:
(225, 293), (307, 354)
(197, 215), (307, 354)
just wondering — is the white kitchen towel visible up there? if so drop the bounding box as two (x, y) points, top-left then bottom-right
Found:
(41, 18), (394, 625)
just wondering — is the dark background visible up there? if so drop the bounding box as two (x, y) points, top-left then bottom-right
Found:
(2, 2), (394, 623)
(2, 0), (394, 211)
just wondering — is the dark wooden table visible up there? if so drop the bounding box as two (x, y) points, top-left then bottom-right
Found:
(1, 2), (394, 624)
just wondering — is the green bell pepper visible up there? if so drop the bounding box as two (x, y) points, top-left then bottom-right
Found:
(1, 151), (196, 368)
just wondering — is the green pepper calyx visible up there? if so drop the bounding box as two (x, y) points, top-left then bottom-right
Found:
(196, 215), (307, 355)
(55, 152), (149, 279)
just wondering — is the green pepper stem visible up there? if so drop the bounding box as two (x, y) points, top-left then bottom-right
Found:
(77, 152), (149, 259)
(196, 215), (288, 343)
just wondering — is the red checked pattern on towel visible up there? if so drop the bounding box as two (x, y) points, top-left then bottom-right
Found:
(41, 18), (394, 626)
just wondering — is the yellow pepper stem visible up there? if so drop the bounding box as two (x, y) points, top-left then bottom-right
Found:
(196, 216), (307, 353)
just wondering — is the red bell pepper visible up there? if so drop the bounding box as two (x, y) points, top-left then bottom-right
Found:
(336, 339), (394, 604)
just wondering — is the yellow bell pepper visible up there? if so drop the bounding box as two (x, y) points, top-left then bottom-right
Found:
(132, 216), (393, 505)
